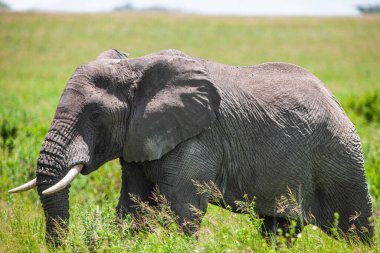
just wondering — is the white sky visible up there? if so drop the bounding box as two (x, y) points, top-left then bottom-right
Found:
(5, 0), (380, 16)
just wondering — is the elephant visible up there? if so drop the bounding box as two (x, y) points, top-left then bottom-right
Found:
(10, 49), (373, 243)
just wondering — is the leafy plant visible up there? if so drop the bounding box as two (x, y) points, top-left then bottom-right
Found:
(345, 92), (380, 123)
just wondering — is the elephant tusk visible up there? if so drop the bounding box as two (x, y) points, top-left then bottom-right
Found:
(8, 178), (37, 193)
(42, 164), (83, 196)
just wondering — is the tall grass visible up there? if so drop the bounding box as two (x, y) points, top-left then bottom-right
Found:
(0, 12), (379, 252)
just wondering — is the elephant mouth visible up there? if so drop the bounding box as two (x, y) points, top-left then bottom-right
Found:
(80, 164), (92, 175)
(79, 160), (101, 175)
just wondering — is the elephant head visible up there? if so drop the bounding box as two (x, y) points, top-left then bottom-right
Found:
(9, 49), (220, 243)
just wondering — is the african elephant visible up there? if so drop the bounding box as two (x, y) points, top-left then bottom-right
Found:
(10, 49), (373, 243)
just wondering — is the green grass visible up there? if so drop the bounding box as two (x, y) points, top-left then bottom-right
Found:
(1, 12), (380, 252)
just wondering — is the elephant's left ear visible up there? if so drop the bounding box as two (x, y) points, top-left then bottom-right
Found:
(123, 55), (221, 162)
(96, 49), (129, 60)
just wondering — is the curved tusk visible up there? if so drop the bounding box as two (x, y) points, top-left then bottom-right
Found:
(8, 178), (37, 193)
(42, 164), (83, 196)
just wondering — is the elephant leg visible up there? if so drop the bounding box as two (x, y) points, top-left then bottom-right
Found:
(262, 216), (302, 237)
(143, 138), (219, 234)
(310, 146), (373, 242)
(310, 182), (373, 242)
(116, 159), (155, 220)
(164, 187), (210, 234)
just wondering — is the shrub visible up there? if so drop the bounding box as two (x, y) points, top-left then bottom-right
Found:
(345, 92), (380, 123)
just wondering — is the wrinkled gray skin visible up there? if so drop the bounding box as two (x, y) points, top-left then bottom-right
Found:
(36, 49), (373, 243)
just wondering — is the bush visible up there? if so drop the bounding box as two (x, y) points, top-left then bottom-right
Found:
(345, 92), (380, 123)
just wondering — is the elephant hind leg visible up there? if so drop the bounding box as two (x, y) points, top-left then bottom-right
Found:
(311, 126), (374, 241)
(261, 216), (302, 237)
(310, 159), (373, 242)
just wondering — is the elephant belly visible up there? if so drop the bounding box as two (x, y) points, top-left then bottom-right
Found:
(221, 162), (315, 217)
(216, 127), (316, 217)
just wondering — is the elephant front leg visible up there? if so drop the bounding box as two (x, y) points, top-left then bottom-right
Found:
(144, 139), (219, 234)
(167, 188), (210, 234)
(116, 159), (155, 221)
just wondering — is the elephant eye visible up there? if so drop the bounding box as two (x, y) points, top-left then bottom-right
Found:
(90, 111), (102, 122)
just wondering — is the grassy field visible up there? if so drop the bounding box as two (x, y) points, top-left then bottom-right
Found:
(0, 12), (379, 252)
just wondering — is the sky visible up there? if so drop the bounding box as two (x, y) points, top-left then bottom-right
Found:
(4, 0), (380, 16)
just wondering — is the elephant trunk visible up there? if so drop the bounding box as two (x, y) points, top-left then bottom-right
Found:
(36, 134), (70, 243)
(36, 119), (88, 243)
(37, 181), (69, 243)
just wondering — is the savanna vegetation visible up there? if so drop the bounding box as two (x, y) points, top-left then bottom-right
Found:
(0, 12), (379, 252)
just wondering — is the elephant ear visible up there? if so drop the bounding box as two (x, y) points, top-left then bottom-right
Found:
(123, 56), (221, 162)
(96, 49), (129, 60)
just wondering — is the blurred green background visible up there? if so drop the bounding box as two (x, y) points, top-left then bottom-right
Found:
(0, 12), (379, 252)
